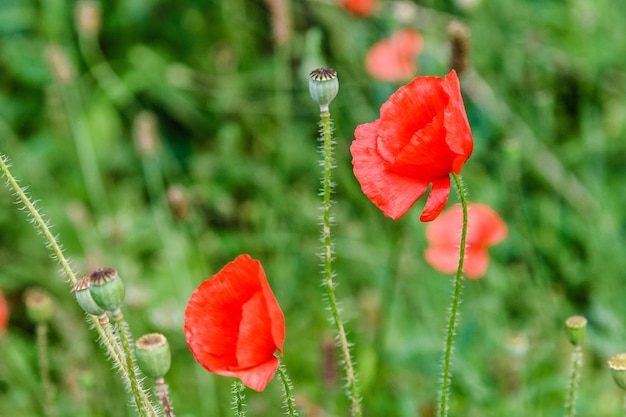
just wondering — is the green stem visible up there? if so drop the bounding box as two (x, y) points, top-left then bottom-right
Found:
(437, 172), (469, 417)
(565, 346), (583, 417)
(276, 357), (298, 417)
(231, 379), (246, 417)
(0, 153), (158, 417)
(319, 111), (362, 417)
(156, 378), (175, 417)
(112, 311), (158, 417)
(0, 154), (77, 285)
(36, 323), (57, 417)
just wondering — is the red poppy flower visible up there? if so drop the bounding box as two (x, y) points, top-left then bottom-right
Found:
(0, 290), (8, 335)
(366, 28), (423, 82)
(424, 203), (508, 279)
(184, 254), (285, 392)
(338, 0), (378, 16)
(351, 70), (473, 221)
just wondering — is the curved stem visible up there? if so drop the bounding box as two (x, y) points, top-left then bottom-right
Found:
(319, 111), (362, 417)
(437, 172), (469, 417)
(276, 357), (298, 417)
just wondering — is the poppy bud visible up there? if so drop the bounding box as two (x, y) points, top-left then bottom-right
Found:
(564, 315), (587, 347)
(73, 276), (106, 316)
(88, 267), (125, 312)
(24, 289), (55, 324)
(135, 333), (171, 379)
(309, 68), (339, 113)
(608, 353), (626, 390)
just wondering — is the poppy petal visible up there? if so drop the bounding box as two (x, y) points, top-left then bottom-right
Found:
(352, 122), (430, 219)
(420, 176), (451, 222)
(441, 71), (473, 165)
(184, 254), (285, 392)
(377, 76), (449, 162)
(424, 247), (489, 279)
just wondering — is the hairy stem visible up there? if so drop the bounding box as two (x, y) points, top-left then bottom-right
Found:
(437, 172), (469, 417)
(565, 345), (583, 417)
(318, 111), (362, 417)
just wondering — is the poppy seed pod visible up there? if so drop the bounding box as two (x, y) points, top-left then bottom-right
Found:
(309, 68), (339, 113)
(74, 276), (106, 316)
(608, 353), (626, 390)
(24, 289), (55, 324)
(88, 267), (125, 312)
(565, 315), (587, 347)
(135, 333), (171, 379)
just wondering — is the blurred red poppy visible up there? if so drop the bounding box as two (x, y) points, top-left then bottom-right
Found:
(366, 28), (423, 82)
(0, 290), (8, 335)
(338, 0), (378, 16)
(424, 203), (508, 279)
(184, 254), (285, 392)
(351, 70), (473, 221)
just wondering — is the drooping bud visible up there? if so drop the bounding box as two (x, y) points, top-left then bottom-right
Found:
(88, 267), (125, 312)
(309, 68), (339, 113)
(24, 289), (55, 324)
(564, 315), (587, 347)
(608, 353), (626, 390)
(73, 276), (106, 316)
(135, 333), (172, 379)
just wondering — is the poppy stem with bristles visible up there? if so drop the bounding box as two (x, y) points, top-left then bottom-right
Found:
(437, 172), (469, 417)
(318, 109), (362, 417)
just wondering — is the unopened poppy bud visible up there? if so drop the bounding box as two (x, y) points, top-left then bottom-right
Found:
(24, 289), (54, 323)
(608, 353), (626, 390)
(135, 333), (171, 379)
(73, 276), (106, 316)
(88, 267), (125, 312)
(309, 68), (339, 113)
(565, 315), (587, 347)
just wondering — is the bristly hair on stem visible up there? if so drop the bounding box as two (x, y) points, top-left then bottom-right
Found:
(231, 380), (247, 417)
(317, 112), (363, 417)
(436, 172), (469, 417)
(0, 152), (159, 417)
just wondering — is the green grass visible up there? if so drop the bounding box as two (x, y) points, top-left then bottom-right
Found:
(1, 0), (626, 416)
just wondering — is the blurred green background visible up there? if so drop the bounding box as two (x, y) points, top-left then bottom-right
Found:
(1, 0), (626, 416)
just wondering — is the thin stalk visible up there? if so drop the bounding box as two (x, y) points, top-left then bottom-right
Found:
(156, 377), (175, 417)
(0, 153), (158, 417)
(318, 111), (362, 417)
(112, 310), (158, 417)
(565, 345), (583, 417)
(437, 172), (469, 417)
(276, 357), (298, 417)
(231, 379), (246, 417)
(36, 323), (57, 417)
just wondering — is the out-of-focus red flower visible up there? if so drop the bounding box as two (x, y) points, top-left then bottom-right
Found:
(424, 203), (508, 279)
(338, 0), (378, 16)
(0, 290), (9, 335)
(184, 254), (285, 392)
(366, 29), (423, 82)
(351, 70), (473, 221)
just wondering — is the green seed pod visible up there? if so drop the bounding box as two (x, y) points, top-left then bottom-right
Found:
(309, 68), (339, 112)
(135, 333), (171, 379)
(24, 289), (54, 323)
(88, 267), (125, 312)
(608, 353), (626, 390)
(565, 315), (587, 347)
(73, 276), (105, 316)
